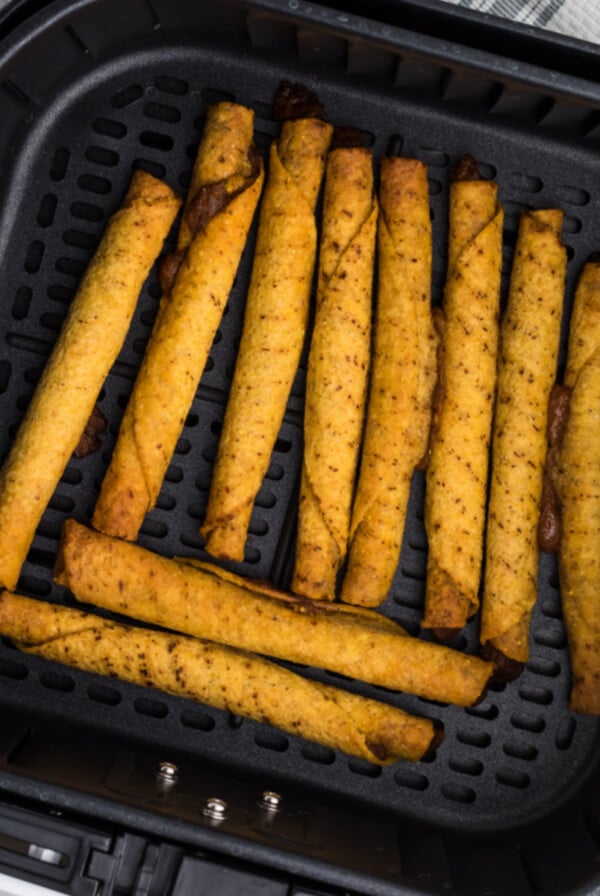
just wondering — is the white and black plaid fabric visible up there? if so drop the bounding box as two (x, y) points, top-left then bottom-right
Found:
(441, 0), (600, 43)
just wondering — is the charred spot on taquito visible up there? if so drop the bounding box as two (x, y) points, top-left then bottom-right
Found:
(430, 626), (462, 643)
(73, 404), (107, 459)
(330, 126), (365, 150)
(451, 153), (481, 182)
(273, 80), (324, 121)
(420, 720), (445, 760)
(538, 383), (572, 553)
(480, 641), (525, 683)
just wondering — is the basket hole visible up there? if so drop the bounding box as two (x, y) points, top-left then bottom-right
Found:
(0, 656), (27, 680)
(165, 464), (183, 484)
(518, 684), (553, 706)
(85, 145), (119, 167)
(392, 590), (424, 611)
(40, 670), (75, 693)
(134, 697), (168, 719)
(465, 703), (499, 721)
(48, 494), (75, 513)
(61, 466), (83, 486)
(255, 730), (288, 753)
(387, 134), (404, 156)
(448, 756), (483, 777)
(156, 493), (176, 512)
(507, 171), (543, 193)
(50, 147), (70, 181)
(47, 283), (75, 304)
(87, 684), (121, 706)
(510, 711), (545, 734)
(180, 709), (215, 732)
(78, 173), (112, 196)
(478, 161), (497, 180)
(495, 768), (530, 789)
(0, 360), (11, 394)
(555, 715), (576, 750)
(93, 117), (127, 139)
(541, 596), (562, 619)
(441, 783), (475, 804)
(24, 240), (45, 274)
(556, 184), (590, 206)
(394, 768), (428, 791)
(420, 147), (449, 167)
(139, 519), (168, 539)
(175, 437), (191, 456)
(503, 739), (538, 761)
(533, 626), (566, 649)
(40, 311), (65, 332)
(526, 656), (561, 678)
(12, 287), (32, 320)
(37, 193), (58, 227)
(563, 215), (582, 234)
(202, 87), (235, 106)
(139, 130), (174, 152)
(55, 256), (86, 278)
(71, 200), (104, 223)
(254, 489), (276, 509)
(144, 101), (181, 124)
(456, 729), (491, 749)
(228, 714), (244, 729)
(248, 517), (268, 537)
(348, 759), (382, 778)
(133, 158), (166, 180)
(62, 226), (96, 250)
(111, 84), (143, 109)
(301, 743), (335, 765)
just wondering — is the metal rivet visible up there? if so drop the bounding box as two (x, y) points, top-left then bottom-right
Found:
(203, 797), (227, 820)
(259, 790), (282, 811)
(157, 761), (178, 783)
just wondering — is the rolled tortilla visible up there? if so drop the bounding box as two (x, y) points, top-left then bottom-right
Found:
(0, 592), (440, 763)
(55, 520), (493, 706)
(341, 156), (437, 607)
(92, 102), (264, 541)
(178, 555), (402, 633)
(200, 105), (334, 562)
(291, 143), (378, 601)
(0, 171), (181, 591)
(422, 156), (503, 638)
(480, 209), (566, 677)
(553, 257), (600, 714)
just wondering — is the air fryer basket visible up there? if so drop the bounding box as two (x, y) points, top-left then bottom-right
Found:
(0, 0), (599, 893)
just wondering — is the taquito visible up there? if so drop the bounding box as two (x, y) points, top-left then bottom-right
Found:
(552, 257), (600, 714)
(200, 85), (333, 562)
(55, 520), (493, 706)
(341, 156), (437, 607)
(291, 138), (378, 601)
(423, 155), (503, 638)
(480, 209), (566, 678)
(0, 171), (180, 591)
(0, 592), (440, 763)
(178, 555), (402, 632)
(92, 102), (263, 541)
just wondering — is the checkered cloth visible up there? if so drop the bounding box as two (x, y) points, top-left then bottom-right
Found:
(0, 0), (597, 43)
(439, 0), (600, 43)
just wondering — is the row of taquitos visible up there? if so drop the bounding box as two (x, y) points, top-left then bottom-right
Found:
(0, 89), (499, 763)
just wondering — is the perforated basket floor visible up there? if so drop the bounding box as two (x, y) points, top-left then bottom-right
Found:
(0, 0), (599, 889)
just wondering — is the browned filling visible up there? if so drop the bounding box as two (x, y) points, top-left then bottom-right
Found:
(538, 383), (572, 553)
(273, 80), (324, 122)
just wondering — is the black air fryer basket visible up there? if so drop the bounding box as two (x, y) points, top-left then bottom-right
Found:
(0, 1), (599, 893)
